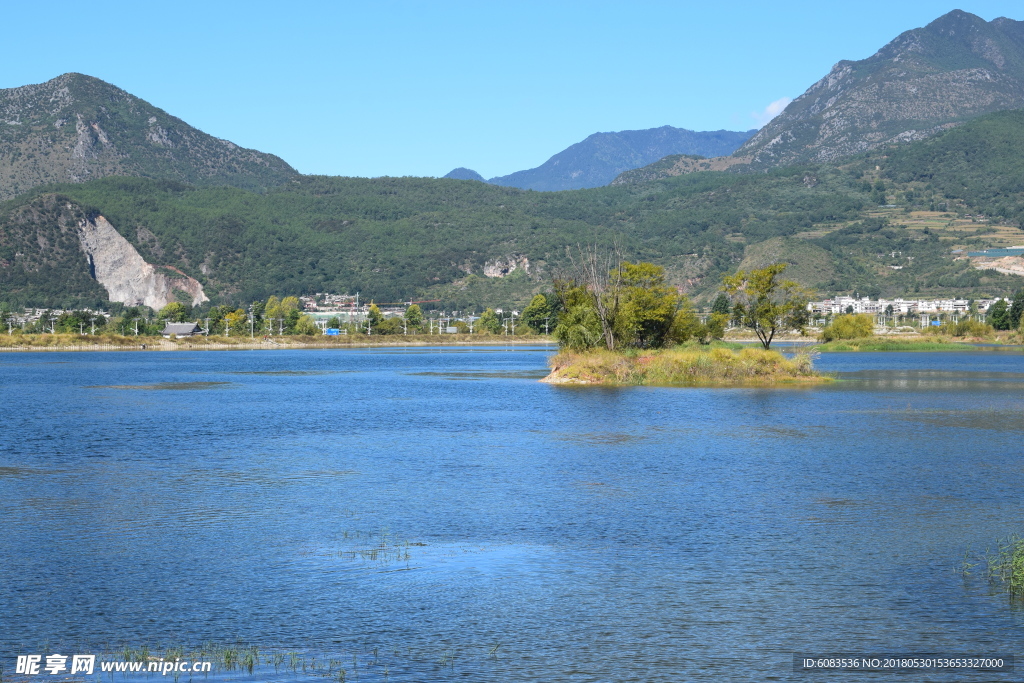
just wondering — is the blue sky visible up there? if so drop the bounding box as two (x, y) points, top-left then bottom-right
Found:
(2, 1), (1022, 178)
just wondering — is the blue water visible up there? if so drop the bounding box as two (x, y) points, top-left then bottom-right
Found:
(3, 346), (1024, 681)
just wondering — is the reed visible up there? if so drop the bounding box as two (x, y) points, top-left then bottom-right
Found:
(985, 535), (1024, 595)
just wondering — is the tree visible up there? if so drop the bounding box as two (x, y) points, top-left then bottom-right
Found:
(559, 244), (624, 350)
(521, 294), (553, 334)
(989, 299), (1011, 330)
(711, 293), (731, 316)
(705, 312), (728, 341)
(613, 262), (679, 348)
(159, 302), (189, 323)
(820, 314), (874, 341)
(293, 314), (320, 335)
(731, 302), (745, 327)
(1008, 288), (1024, 329)
(722, 263), (810, 349)
(377, 317), (403, 335)
(476, 308), (501, 334)
(367, 304), (384, 331)
(553, 304), (603, 351)
(404, 304), (423, 328)
(223, 309), (248, 336)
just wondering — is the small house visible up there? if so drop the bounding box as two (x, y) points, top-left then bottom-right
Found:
(160, 322), (202, 338)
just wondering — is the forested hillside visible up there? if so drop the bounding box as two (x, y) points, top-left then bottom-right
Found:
(6, 106), (1024, 310)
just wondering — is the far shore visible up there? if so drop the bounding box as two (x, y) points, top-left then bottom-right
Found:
(0, 333), (557, 352)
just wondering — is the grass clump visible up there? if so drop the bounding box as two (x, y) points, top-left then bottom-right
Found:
(544, 346), (829, 386)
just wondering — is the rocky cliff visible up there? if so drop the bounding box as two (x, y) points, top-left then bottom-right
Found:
(0, 193), (207, 309)
(77, 214), (207, 309)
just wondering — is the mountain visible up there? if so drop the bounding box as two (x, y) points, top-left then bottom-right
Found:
(736, 10), (1024, 168)
(443, 167), (485, 181)
(0, 73), (297, 199)
(7, 109), (1024, 311)
(486, 125), (755, 191)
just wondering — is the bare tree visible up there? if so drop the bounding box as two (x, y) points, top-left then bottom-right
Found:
(557, 243), (624, 350)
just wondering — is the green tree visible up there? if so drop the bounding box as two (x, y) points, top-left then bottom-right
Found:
(293, 314), (320, 335)
(476, 308), (501, 334)
(705, 312), (728, 341)
(404, 303), (423, 328)
(521, 294), (553, 334)
(820, 313), (874, 341)
(669, 301), (704, 344)
(223, 309), (248, 336)
(731, 302), (745, 327)
(722, 263), (810, 349)
(367, 304), (384, 332)
(989, 299), (1011, 330)
(553, 304), (603, 351)
(158, 302), (189, 323)
(376, 317), (403, 335)
(1008, 288), (1024, 329)
(613, 262), (679, 348)
(711, 293), (731, 316)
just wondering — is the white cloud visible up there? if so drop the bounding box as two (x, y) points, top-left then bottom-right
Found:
(751, 97), (792, 127)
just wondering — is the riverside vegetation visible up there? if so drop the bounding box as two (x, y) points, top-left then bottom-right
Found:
(543, 258), (828, 386)
(814, 306), (1024, 350)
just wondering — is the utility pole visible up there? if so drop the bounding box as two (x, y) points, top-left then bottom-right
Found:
(91, 316), (96, 335)
(544, 317), (549, 335)
(80, 321), (84, 335)
(249, 315), (254, 338)
(205, 318), (211, 336)
(133, 318), (140, 336)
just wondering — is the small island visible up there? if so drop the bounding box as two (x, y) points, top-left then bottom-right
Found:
(544, 346), (828, 386)
(541, 258), (831, 386)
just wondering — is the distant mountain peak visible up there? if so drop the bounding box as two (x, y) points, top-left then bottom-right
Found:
(443, 167), (485, 181)
(735, 11), (1024, 168)
(0, 73), (297, 199)
(488, 126), (755, 191)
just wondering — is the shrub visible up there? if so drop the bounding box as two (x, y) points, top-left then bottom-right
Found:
(928, 319), (993, 337)
(820, 314), (874, 341)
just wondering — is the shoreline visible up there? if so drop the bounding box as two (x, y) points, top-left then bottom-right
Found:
(0, 334), (557, 352)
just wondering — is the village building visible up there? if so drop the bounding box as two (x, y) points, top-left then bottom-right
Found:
(160, 322), (203, 338)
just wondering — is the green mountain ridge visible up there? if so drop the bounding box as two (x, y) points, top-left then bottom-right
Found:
(4, 109), (1024, 311)
(0, 73), (298, 199)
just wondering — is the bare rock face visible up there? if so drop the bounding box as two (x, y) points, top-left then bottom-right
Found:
(484, 254), (530, 278)
(76, 214), (208, 309)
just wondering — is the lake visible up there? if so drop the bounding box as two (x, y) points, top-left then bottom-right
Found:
(2, 346), (1024, 681)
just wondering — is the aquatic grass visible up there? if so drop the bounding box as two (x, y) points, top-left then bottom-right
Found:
(985, 535), (1024, 595)
(544, 346), (829, 386)
(814, 336), (973, 351)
